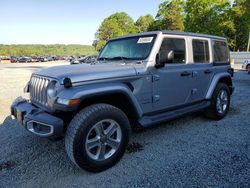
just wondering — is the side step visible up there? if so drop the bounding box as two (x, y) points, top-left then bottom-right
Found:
(138, 101), (210, 127)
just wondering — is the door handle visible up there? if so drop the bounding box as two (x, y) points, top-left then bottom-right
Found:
(204, 69), (212, 74)
(181, 71), (191, 77)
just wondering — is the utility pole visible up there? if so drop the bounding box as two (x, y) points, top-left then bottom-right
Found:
(247, 29), (250, 52)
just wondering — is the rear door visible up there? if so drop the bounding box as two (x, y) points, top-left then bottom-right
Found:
(188, 38), (214, 103)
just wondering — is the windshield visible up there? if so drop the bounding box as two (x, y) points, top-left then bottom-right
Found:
(98, 35), (156, 61)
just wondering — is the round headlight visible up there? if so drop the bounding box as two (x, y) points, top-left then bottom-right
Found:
(47, 81), (58, 98)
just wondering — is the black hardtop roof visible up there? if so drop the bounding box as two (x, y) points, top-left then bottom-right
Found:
(110, 30), (226, 41)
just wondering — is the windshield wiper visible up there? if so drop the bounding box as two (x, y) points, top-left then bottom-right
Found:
(98, 56), (137, 63)
(107, 56), (136, 62)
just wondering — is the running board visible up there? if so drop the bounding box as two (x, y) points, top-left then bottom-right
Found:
(138, 101), (210, 127)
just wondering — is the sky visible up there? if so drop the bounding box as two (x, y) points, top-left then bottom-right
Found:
(0, 0), (165, 45)
(0, 0), (234, 45)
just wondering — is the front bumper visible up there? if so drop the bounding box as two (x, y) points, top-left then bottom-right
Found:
(11, 97), (64, 138)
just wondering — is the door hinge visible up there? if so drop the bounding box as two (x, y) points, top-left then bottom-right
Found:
(191, 88), (198, 95)
(152, 75), (160, 82)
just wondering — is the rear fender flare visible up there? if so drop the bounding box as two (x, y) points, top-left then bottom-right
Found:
(205, 72), (232, 99)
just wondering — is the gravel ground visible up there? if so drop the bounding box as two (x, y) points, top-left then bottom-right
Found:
(0, 63), (250, 188)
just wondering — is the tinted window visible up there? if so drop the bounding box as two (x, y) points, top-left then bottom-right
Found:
(192, 40), (210, 63)
(213, 41), (229, 62)
(160, 38), (186, 64)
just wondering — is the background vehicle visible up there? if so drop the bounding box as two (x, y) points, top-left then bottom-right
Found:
(31, 56), (40, 62)
(18, 57), (32, 63)
(70, 55), (97, 64)
(82, 55), (97, 63)
(46, 56), (54, 61)
(10, 57), (18, 63)
(11, 31), (234, 172)
(70, 56), (84, 64)
(38, 56), (48, 62)
(57, 56), (66, 60)
(1, 57), (10, 61)
(242, 60), (250, 74)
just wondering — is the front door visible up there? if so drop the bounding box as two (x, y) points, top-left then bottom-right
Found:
(152, 37), (194, 112)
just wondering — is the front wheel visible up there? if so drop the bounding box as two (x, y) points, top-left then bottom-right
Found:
(65, 104), (131, 172)
(205, 83), (230, 120)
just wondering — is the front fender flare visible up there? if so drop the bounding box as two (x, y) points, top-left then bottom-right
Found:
(56, 83), (143, 117)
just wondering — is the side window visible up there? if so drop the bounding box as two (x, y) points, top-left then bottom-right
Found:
(160, 38), (186, 64)
(192, 39), (210, 63)
(213, 41), (229, 62)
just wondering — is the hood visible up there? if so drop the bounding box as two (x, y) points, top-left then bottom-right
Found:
(35, 62), (139, 83)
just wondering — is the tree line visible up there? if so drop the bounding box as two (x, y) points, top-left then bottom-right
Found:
(0, 44), (96, 56)
(94, 0), (250, 51)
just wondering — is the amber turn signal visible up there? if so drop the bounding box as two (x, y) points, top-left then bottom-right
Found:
(68, 99), (80, 106)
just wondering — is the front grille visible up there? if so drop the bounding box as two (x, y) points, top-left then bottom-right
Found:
(30, 76), (51, 106)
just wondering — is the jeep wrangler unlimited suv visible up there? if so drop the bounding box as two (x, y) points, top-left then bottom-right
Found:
(11, 31), (234, 172)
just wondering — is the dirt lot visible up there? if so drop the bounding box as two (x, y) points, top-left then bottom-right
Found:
(0, 62), (68, 123)
(0, 62), (250, 187)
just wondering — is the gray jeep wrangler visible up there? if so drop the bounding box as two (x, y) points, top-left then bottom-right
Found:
(11, 31), (234, 172)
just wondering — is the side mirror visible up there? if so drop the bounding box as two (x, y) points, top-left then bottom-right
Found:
(155, 50), (175, 68)
(155, 53), (165, 68)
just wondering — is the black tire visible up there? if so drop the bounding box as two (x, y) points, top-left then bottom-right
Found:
(205, 83), (230, 120)
(65, 103), (131, 172)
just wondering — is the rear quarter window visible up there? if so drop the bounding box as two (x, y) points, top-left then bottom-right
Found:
(213, 41), (229, 63)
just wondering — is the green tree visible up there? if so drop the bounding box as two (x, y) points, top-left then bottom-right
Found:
(109, 12), (137, 34)
(232, 0), (250, 51)
(246, 0), (250, 51)
(150, 0), (184, 31)
(96, 18), (123, 50)
(135, 14), (154, 32)
(184, 0), (235, 49)
(0, 44), (96, 56)
(95, 12), (137, 51)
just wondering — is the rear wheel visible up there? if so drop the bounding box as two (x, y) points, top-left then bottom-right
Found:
(205, 83), (230, 120)
(65, 103), (131, 172)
